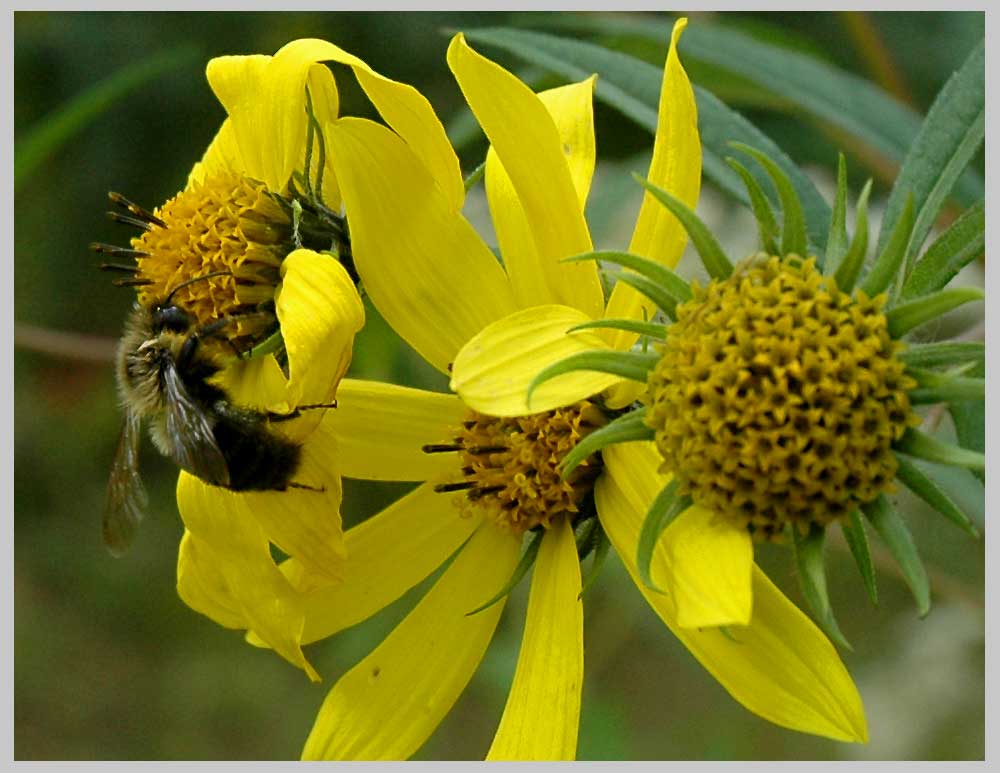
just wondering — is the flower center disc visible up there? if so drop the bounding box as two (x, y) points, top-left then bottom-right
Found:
(646, 253), (917, 540)
(434, 402), (608, 534)
(131, 171), (293, 349)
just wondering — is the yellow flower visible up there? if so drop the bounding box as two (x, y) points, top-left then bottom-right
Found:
(136, 39), (451, 680)
(214, 19), (865, 758)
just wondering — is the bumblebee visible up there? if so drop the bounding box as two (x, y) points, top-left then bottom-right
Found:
(104, 294), (332, 556)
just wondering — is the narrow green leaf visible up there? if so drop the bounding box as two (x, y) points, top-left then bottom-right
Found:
(518, 14), (981, 210)
(862, 495), (931, 617)
(841, 511), (878, 606)
(729, 142), (807, 258)
(633, 175), (733, 280)
(877, 40), (985, 269)
(463, 160), (486, 192)
(578, 523), (612, 599)
(860, 194), (914, 299)
(564, 250), (692, 304)
(725, 157), (779, 255)
(949, 361), (984, 484)
(15, 46), (198, 190)
(465, 530), (543, 616)
(905, 368), (984, 405)
(901, 200), (985, 300)
(605, 270), (682, 321)
(832, 180), (872, 292)
(561, 408), (654, 477)
(636, 481), (691, 592)
(893, 427), (985, 473)
(894, 453), (979, 538)
(527, 350), (659, 407)
(898, 342), (984, 371)
(459, 27), (832, 249)
(793, 524), (851, 650)
(824, 153), (850, 275)
(885, 287), (984, 338)
(568, 318), (668, 340)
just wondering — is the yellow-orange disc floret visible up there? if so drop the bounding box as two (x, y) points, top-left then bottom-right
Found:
(646, 253), (919, 540)
(131, 171), (293, 349)
(431, 402), (609, 534)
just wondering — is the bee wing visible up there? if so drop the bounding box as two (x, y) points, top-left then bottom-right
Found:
(162, 364), (231, 487)
(103, 411), (148, 556)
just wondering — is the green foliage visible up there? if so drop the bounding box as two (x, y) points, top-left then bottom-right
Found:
(885, 287), (984, 338)
(560, 409), (654, 477)
(862, 495), (931, 617)
(793, 524), (851, 649)
(894, 454), (979, 538)
(901, 200), (985, 300)
(831, 180), (872, 292)
(527, 350), (659, 407)
(841, 510), (878, 606)
(635, 480), (691, 592)
(729, 142), (807, 258)
(465, 529), (543, 616)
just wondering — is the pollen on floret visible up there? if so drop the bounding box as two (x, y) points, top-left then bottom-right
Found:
(646, 253), (920, 541)
(427, 402), (608, 534)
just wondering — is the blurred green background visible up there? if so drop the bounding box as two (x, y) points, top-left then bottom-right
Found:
(15, 10), (984, 761)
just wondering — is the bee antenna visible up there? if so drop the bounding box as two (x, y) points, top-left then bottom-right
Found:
(163, 271), (233, 307)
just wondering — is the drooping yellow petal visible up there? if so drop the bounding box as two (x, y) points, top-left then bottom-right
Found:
(487, 517), (582, 761)
(323, 380), (466, 482)
(593, 443), (751, 627)
(174, 483), (320, 681)
(203, 54), (272, 182)
(276, 249), (365, 411)
(605, 17), (702, 348)
(485, 78), (602, 314)
(176, 530), (247, 631)
(269, 38), (464, 209)
(595, 442), (868, 743)
(450, 304), (624, 417)
(275, 483), (481, 644)
(661, 506), (753, 628)
(449, 34), (603, 321)
(301, 523), (521, 760)
(325, 117), (517, 374)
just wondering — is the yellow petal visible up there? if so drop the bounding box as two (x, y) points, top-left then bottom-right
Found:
(174, 482), (320, 680)
(176, 530), (247, 630)
(301, 523), (521, 760)
(324, 380), (467, 482)
(591, 443), (751, 627)
(204, 54), (272, 183)
(271, 38), (464, 209)
(595, 442), (868, 743)
(450, 35), (603, 321)
(188, 118), (242, 186)
(661, 506), (753, 628)
(277, 248), (365, 410)
(485, 78), (603, 315)
(277, 482), (481, 644)
(605, 17), (702, 348)
(212, 353), (290, 416)
(450, 304), (624, 416)
(325, 117), (517, 374)
(487, 517), (582, 761)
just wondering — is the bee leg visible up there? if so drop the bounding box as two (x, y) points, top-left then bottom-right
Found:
(287, 481), (325, 492)
(266, 401), (337, 423)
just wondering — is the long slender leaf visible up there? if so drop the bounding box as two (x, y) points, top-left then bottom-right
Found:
(894, 453), (979, 538)
(605, 270), (681, 321)
(560, 408), (655, 477)
(726, 157), (780, 255)
(465, 530), (543, 616)
(841, 510), (878, 605)
(877, 40), (985, 267)
(729, 142), (807, 258)
(513, 13), (983, 208)
(885, 287), (984, 338)
(824, 154), (850, 274)
(898, 342), (984, 370)
(460, 27), (832, 249)
(578, 522), (612, 599)
(794, 524), (851, 649)
(564, 250), (692, 303)
(860, 195), (913, 299)
(636, 481), (691, 592)
(894, 427), (985, 473)
(633, 175), (733, 280)
(527, 350), (659, 406)
(901, 199), (985, 300)
(15, 46), (197, 190)
(569, 318), (668, 340)
(906, 368), (984, 405)
(862, 495), (931, 617)
(949, 361), (985, 484)
(832, 180), (872, 291)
